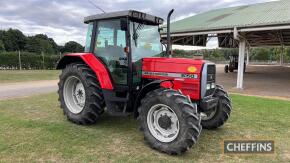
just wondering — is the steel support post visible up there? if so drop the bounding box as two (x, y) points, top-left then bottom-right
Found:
(237, 39), (246, 89)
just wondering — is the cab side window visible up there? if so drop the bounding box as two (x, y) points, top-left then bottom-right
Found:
(84, 22), (94, 52)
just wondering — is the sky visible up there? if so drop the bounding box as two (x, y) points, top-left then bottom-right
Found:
(0, 0), (277, 48)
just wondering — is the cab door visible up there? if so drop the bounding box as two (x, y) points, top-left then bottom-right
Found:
(93, 19), (129, 86)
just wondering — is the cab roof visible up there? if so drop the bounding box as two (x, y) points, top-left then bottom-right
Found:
(84, 10), (164, 25)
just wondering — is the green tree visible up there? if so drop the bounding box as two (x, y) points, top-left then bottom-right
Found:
(34, 34), (58, 54)
(39, 39), (54, 54)
(0, 40), (5, 52)
(251, 48), (270, 60)
(25, 35), (56, 54)
(283, 47), (290, 62)
(1, 29), (26, 51)
(25, 36), (41, 53)
(62, 41), (84, 53)
(0, 30), (4, 39)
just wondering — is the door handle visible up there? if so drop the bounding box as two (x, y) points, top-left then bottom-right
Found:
(119, 57), (128, 61)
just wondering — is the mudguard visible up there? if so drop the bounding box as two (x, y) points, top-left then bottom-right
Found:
(133, 80), (171, 117)
(56, 53), (113, 90)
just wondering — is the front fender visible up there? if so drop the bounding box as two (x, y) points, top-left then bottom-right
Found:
(133, 80), (172, 118)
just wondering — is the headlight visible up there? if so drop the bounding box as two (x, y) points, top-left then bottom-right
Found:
(207, 84), (211, 90)
(207, 83), (215, 90)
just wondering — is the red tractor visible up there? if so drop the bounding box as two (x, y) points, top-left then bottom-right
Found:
(57, 10), (231, 155)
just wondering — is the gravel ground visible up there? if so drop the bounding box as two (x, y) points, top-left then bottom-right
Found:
(0, 80), (58, 100)
(216, 64), (290, 99)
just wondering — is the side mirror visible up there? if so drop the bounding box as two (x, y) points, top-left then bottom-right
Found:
(120, 18), (128, 31)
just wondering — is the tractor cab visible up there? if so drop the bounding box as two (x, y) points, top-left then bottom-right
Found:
(84, 10), (163, 112)
(83, 11), (165, 114)
(56, 10), (232, 155)
(84, 10), (163, 86)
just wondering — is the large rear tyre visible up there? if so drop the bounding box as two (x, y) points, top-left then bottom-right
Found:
(224, 65), (229, 73)
(58, 63), (105, 125)
(138, 88), (202, 155)
(201, 86), (231, 129)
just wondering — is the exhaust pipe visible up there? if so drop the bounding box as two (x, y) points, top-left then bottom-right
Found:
(166, 9), (174, 58)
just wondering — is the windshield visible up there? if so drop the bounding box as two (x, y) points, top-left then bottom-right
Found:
(130, 22), (162, 62)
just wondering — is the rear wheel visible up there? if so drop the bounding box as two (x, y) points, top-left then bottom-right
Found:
(201, 86), (231, 129)
(58, 63), (105, 125)
(224, 65), (229, 73)
(229, 66), (234, 72)
(138, 88), (202, 155)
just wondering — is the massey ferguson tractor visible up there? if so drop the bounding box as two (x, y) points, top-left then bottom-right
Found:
(57, 10), (232, 155)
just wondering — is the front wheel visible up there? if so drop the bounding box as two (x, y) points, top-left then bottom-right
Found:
(201, 86), (232, 129)
(138, 88), (202, 155)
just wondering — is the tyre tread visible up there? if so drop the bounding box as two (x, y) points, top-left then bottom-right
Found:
(58, 63), (105, 125)
(138, 88), (202, 155)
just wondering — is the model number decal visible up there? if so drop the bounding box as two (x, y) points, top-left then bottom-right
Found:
(142, 71), (198, 79)
(181, 74), (197, 79)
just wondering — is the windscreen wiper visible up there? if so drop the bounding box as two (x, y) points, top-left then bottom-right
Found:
(132, 23), (144, 47)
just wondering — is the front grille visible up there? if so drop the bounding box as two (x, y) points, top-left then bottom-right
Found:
(204, 64), (216, 97)
(207, 65), (216, 83)
(207, 65), (216, 74)
(201, 63), (217, 98)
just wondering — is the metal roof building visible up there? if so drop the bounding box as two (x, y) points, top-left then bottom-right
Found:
(162, 0), (290, 89)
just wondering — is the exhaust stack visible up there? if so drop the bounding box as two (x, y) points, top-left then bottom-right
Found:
(166, 9), (174, 58)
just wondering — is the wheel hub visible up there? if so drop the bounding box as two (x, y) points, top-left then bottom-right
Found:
(63, 76), (86, 114)
(147, 104), (180, 143)
(74, 82), (85, 106)
(201, 107), (217, 121)
(158, 114), (172, 130)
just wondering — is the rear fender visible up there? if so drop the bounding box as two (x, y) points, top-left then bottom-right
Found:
(57, 53), (113, 90)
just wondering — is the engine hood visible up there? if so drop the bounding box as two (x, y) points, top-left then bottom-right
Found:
(141, 57), (215, 100)
(142, 57), (213, 75)
(142, 57), (207, 65)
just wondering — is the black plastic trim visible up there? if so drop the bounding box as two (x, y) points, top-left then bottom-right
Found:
(200, 96), (218, 112)
(133, 80), (165, 118)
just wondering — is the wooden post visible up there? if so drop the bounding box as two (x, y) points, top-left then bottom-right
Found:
(42, 51), (45, 70)
(18, 50), (22, 70)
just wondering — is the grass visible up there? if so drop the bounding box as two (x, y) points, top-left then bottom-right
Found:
(0, 93), (289, 162)
(0, 70), (60, 83)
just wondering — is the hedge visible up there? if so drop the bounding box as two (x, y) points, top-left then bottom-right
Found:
(0, 52), (60, 70)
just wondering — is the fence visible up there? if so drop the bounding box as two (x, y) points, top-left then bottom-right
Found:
(1, 51), (290, 70)
(0, 51), (60, 70)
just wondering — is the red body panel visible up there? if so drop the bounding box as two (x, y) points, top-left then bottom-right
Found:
(61, 53), (206, 100)
(142, 57), (205, 100)
(65, 53), (114, 90)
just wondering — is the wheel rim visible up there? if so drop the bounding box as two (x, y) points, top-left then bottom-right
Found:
(147, 104), (179, 143)
(63, 76), (86, 114)
(201, 107), (217, 121)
